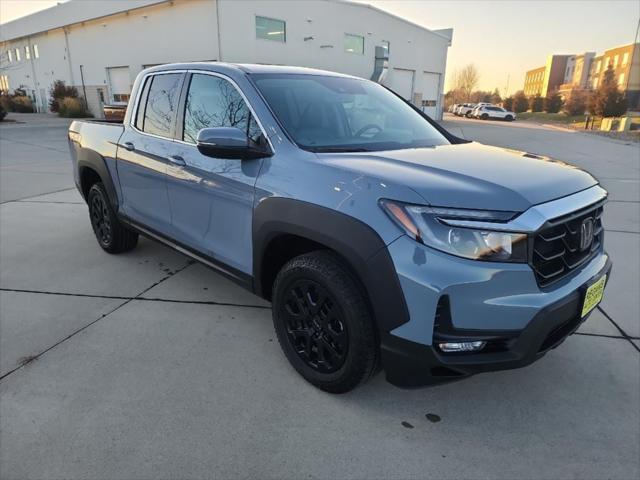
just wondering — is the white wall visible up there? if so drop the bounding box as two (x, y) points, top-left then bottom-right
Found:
(1, 0), (451, 118)
(217, 0), (450, 113)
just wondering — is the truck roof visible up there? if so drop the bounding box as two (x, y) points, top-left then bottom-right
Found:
(143, 62), (358, 79)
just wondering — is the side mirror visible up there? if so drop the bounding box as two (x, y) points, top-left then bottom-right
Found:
(196, 127), (272, 160)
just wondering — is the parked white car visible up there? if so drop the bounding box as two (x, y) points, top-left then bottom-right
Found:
(456, 103), (477, 117)
(473, 105), (516, 121)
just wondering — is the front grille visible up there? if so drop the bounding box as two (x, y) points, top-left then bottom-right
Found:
(531, 202), (604, 287)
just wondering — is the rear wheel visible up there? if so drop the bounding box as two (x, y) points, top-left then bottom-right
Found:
(481, 113), (489, 120)
(88, 182), (138, 253)
(272, 251), (377, 393)
(465, 111), (472, 118)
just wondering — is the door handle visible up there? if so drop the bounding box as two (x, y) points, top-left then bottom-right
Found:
(123, 142), (135, 152)
(167, 155), (186, 167)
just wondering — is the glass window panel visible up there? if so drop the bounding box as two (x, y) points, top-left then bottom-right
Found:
(142, 73), (182, 138)
(256, 16), (286, 42)
(183, 73), (252, 144)
(344, 33), (364, 54)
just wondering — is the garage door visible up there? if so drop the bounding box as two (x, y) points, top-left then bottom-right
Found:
(390, 69), (414, 101)
(421, 72), (441, 118)
(107, 66), (131, 104)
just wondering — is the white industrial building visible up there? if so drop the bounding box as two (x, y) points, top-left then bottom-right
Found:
(0, 0), (452, 119)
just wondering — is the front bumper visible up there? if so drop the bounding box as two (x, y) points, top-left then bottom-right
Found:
(381, 235), (612, 388)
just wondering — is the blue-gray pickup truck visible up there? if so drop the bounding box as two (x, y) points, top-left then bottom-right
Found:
(68, 63), (611, 392)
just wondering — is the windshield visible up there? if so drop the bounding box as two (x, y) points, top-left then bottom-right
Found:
(252, 74), (449, 152)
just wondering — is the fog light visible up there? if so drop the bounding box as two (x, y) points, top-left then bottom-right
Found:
(438, 341), (486, 353)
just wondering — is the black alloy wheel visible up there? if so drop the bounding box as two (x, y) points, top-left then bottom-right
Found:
(87, 182), (138, 253)
(90, 189), (113, 247)
(280, 279), (348, 373)
(272, 251), (378, 393)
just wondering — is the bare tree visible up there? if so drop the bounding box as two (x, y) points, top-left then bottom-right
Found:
(452, 64), (480, 102)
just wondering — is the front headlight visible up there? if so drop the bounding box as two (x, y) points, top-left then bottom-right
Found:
(380, 199), (528, 262)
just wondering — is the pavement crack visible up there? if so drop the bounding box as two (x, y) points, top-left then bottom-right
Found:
(0, 261), (267, 382)
(0, 286), (270, 309)
(0, 136), (68, 153)
(1, 187), (77, 204)
(0, 297), (131, 381)
(596, 306), (640, 353)
(16, 200), (84, 205)
(604, 229), (640, 235)
(573, 332), (630, 340)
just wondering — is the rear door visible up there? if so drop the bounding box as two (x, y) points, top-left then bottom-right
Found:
(117, 71), (185, 234)
(420, 72), (441, 118)
(164, 71), (266, 275)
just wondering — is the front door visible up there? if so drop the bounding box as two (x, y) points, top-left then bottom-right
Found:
(117, 72), (184, 235)
(165, 72), (265, 275)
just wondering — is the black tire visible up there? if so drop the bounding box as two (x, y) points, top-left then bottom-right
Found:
(465, 111), (472, 118)
(88, 182), (138, 253)
(505, 115), (514, 122)
(481, 113), (489, 120)
(272, 251), (378, 393)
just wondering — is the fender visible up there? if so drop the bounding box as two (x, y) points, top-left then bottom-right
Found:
(252, 197), (409, 334)
(76, 147), (120, 210)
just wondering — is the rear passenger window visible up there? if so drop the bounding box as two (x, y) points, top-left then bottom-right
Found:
(183, 73), (258, 144)
(134, 76), (152, 131)
(140, 73), (183, 138)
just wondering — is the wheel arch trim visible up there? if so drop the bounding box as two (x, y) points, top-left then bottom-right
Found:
(253, 197), (410, 334)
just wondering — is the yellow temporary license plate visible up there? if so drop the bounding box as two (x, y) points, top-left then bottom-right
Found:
(581, 275), (607, 318)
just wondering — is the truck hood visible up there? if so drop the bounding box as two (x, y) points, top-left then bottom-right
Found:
(319, 142), (597, 212)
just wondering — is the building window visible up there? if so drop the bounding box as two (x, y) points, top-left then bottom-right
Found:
(0, 75), (9, 91)
(255, 16), (286, 42)
(113, 94), (131, 103)
(7, 50), (12, 62)
(15, 48), (21, 61)
(25, 45), (30, 60)
(344, 33), (364, 54)
(33, 44), (39, 59)
(622, 52), (629, 66)
(381, 40), (390, 54)
(593, 78), (599, 88)
(613, 54), (619, 68)
(619, 73), (625, 87)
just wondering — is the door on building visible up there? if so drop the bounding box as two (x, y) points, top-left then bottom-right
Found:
(421, 72), (441, 118)
(390, 68), (415, 101)
(106, 66), (131, 104)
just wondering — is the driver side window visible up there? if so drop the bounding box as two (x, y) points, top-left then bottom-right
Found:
(183, 73), (261, 144)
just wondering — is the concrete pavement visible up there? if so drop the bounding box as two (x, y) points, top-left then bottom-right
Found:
(1, 113), (638, 479)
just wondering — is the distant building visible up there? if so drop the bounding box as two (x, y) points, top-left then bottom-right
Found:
(587, 43), (639, 110)
(524, 66), (545, 96)
(0, 0), (453, 119)
(523, 55), (573, 97)
(522, 43), (640, 111)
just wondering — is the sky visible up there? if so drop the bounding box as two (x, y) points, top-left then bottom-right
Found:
(1, 0), (639, 94)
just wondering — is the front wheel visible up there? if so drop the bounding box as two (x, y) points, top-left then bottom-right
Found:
(505, 115), (514, 121)
(272, 251), (378, 393)
(481, 113), (489, 120)
(88, 182), (138, 253)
